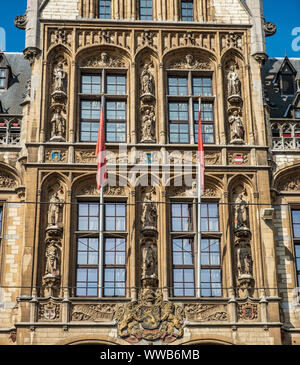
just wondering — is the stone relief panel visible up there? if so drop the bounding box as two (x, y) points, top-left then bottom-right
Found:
(45, 149), (67, 163)
(0, 171), (17, 189)
(162, 31), (216, 54)
(48, 28), (73, 50)
(277, 174), (300, 192)
(76, 29), (131, 51)
(220, 32), (244, 53)
(71, 304), (117, 322)
(184, 303), (228, 322)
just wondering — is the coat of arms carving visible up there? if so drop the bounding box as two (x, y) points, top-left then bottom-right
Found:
(115, 289), (184, 343)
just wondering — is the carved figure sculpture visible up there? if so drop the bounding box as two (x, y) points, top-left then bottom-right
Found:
(48, 192), (62, 226)
(51, 108), (65, 139)
(141, 110), (155, 142)
(53, 62), (66, 91)
(229, 111), (244, 143)
(141, 193), (157, 229)
(141, 63), (154, 95)
(234, 193), (249, 229)
(45, 241), (59, 277)
(237, 240), (253, 277)
(227, 65), (241, 96)
(142, 245), (157, 279)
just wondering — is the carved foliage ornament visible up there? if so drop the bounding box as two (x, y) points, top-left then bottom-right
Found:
(115, 289), (184, 343)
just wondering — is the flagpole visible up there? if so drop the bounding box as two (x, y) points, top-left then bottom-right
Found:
(197, 96), (202, 298)
(99, 185), (104, 297)
(98, 94), (105, 297)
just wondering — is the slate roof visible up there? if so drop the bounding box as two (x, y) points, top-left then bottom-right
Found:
(0, 52), (31, 115)
(262, 57), (300, 119)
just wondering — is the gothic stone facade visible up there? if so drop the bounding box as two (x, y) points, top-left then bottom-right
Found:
(0, 0), (298, 345)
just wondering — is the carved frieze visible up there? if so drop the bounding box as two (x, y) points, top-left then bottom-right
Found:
(205, 152), (221, 165)
(238, 302), (258, 320)
(136, 30), (158, 50)
(162, 31), (216, 54)
(103, 186), (126, 196)
(81, 52), (126, 68)
(77, 29), (131, 50)
(78, 184), (98, 196)
(38, 301), (61, 321)
(169, 54), (211, 70)
(49, 28), (72, 48)
(0, 171), (16, 189)
(75, 150), (96, 163)
(221, 32), (243, 51)
(278, 175), (300, 192)
(72, 304), (117, 322)
(184, 304), (228, 322)
(115, 289), (184, 344)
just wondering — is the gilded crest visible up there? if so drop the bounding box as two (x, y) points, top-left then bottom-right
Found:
(115, 289), (184, 343)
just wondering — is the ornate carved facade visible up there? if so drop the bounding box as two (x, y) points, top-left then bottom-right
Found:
(0, 0), (298, 346)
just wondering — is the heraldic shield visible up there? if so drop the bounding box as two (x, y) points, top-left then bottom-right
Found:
(115, 289), (184, 344)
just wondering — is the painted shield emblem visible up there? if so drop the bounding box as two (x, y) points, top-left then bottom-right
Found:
(233, 154), (244, 165)
(44, 305), (57, 320)
(139, 305), (161, 330)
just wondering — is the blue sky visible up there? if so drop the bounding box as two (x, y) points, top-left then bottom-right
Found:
(0, 0), (299, 58)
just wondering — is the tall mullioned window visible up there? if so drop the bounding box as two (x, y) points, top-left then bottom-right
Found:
(170, 202), (221, 297)
(292, 210), (300, 291)
(139, 0), (153, 20)
(167, 73), (214, 144)
(98, 0), (111, 19)
(75, 201), (127, 297)
(181, 0), (194, 21)
(79, 71), (127, 142)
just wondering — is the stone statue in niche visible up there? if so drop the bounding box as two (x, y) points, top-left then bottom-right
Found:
(53, 62), (66, 92)
(234, 193), (249, 230)
(141, 193), (157, 230)
(142, 245), (157, 279)
(237, 240), (253, 277)
(229, 111), (244, 144)
(48, 192), (63, 227)
(141, 63), (154, 96)
(45, 240), (60, 277)
(50, 107), (66, 141)
(227, 65), (241, 97)
(141, 109), (156, 142)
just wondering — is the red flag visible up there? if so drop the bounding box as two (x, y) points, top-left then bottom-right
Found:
(95, 104), (107, 189)
(198, 99), (205, 192)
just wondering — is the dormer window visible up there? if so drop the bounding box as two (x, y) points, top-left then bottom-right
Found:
(0, 68), (7, 89)
(277, 58), (297, 96)
(295, 108), (300, 119)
